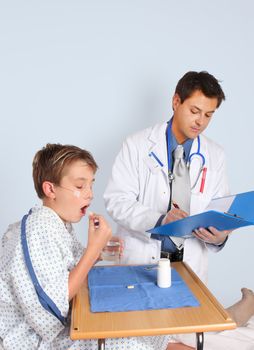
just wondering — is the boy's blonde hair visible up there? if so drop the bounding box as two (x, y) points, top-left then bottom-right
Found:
(33, 143), (98, 199)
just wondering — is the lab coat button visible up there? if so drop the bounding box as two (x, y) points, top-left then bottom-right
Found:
(152, 256), (155, 259)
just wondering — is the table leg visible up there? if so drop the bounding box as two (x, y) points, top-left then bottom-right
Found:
(196, 332), (204, 350)
(98, 339), (105, 350)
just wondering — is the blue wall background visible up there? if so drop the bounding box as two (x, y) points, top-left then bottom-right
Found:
(1, 0), (254, 307)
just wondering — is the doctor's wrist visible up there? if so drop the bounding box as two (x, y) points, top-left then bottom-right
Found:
(216, 236), (228, 246)
(210, 236), (228, 247)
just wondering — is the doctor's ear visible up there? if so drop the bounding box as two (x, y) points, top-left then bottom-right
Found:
(172, 93), (181, 111)
(42, 181), (56, 199)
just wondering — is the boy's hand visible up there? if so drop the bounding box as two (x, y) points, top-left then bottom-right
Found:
(68, 213), (112, 300)
(87, 213), (112, 258)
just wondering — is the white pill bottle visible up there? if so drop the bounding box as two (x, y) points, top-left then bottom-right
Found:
(157, 258), (171, 288)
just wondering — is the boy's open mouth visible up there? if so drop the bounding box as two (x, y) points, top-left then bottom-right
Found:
(81, 205), (89, 214)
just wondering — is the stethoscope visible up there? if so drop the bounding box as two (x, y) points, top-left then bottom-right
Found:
(150, 119), (207, 210)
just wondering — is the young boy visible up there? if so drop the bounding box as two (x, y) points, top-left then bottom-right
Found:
(0, 143), (170, 350)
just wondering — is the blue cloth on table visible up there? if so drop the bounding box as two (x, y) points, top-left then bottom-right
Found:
(88, 265), (199, 313)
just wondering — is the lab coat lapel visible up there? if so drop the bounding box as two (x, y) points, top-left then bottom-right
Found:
(148, 122), (168, 178)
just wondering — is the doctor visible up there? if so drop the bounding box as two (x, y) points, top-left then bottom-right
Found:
(104, 71), (231, 283)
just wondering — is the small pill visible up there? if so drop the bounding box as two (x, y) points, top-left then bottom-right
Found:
(127, 285), (135, 289)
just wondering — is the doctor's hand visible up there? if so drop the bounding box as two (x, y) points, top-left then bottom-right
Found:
(193, 226), (232, 245)
(162, 207), (189, 225)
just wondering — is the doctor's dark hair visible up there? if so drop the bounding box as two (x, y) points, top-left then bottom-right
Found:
(175, 71), (225, 108)
(33, 143), (98, 199)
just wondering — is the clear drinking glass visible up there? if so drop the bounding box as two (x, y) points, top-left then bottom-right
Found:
(101, 240), (121, 262)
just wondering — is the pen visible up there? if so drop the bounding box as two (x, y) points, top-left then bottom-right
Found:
(149, 151), (164, 167)
(172, 202), (180, 209)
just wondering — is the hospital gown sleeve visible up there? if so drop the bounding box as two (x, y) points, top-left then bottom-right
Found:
(11, 214), (71, 342)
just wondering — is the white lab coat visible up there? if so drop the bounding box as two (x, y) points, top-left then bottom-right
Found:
(104, 121), (230, 283)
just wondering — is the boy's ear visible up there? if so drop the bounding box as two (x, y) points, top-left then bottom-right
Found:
(42, 181), (56, 199)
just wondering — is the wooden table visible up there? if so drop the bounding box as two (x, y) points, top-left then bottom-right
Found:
(70, 262), (236, 350)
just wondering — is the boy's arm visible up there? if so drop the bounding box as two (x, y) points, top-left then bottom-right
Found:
(68, 214), (111, 300)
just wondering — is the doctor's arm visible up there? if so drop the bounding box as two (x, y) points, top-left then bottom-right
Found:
(104, 138), (163, 235)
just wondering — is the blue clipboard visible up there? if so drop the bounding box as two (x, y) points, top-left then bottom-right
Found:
(147, 191), (254, 238)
